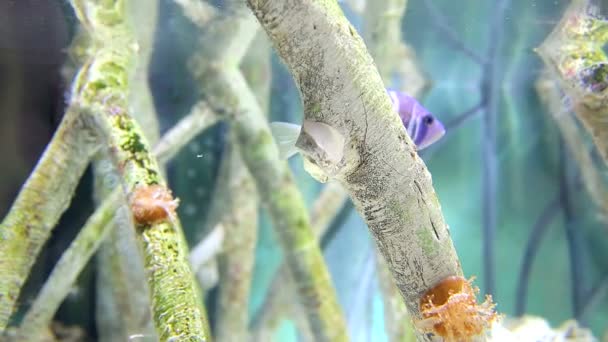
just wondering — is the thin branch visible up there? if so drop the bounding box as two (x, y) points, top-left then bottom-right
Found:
(480, 0), (511, 296)
(14, 191), (121, 341)
(422, 0), (486, 65)
(0, 44), (99, 336)
(559, 140), (584, 318)
(189, 224), (225, 272)
(213, 138), (258, 341)
(445, 102), (484, 131)
(129, 0), (162, 143)
(578, 273), (608, 321)
(364, 0), (428, 96)
(191, 2), (349, 340)
(213, 31), (270, 341)
(95, 2), (163, 338)
(515, 193), (561, 316)
(154, 101), (219, 164)
(12, 101), (219, 340)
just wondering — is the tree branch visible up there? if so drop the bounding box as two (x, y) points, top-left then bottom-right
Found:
(247, 0), (496, 340)
(190, 2), (349, 340)
(422, 0), (486, 65)
(364, 0), (428, 96)
(0, 28), (101, 338)
(65, 1), (210, 339)
(213, 32), (271, 341)
(250, 181), (348, 338)
(12, 98), (219, 342)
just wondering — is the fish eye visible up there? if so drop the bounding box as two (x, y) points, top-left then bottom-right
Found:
(423, 116), (434, 125)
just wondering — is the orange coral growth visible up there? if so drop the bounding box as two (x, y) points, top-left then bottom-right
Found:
(415, 276), (497, 342)
(129, 184), (179, 225)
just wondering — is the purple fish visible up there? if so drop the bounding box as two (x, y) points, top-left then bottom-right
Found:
(387, 89), (446, 150)
(269, 89), (446, 160)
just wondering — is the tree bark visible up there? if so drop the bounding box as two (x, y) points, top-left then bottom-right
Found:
(246, 2), (477, 339)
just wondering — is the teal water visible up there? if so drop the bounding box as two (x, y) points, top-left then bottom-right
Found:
(1, 0), (607, 340)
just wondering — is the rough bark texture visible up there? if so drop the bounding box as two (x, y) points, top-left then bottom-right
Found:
(0, 41), (98, 337)
(14, 191), (120, 341)
(67, 0), (210, 340)
(91, 109), (211, 340)
(92, 109), (210, 341)
(12, 102), (218, 341)
(247, 0), (463, 326)
(363, 0), (428, 339)
(94, 156), (157, 342)
(94, 3), (161, 337)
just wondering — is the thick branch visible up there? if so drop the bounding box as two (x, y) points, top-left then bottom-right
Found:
(246, 2), (491, 339)
(364, 1), (425, 339)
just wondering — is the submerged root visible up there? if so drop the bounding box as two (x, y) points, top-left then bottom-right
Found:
(415, 276), (497, 341)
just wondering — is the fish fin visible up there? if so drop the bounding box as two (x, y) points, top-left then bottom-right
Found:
(270, 121), (301, 159)
(406, 115), (418, 139)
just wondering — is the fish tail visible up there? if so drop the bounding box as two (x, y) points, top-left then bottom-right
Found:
(269, 121), (301, 159)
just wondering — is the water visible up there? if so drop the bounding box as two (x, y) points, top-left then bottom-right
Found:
(0, 0), (607, 341)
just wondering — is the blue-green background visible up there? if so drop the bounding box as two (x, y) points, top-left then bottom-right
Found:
(1, 0), (607, 340)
